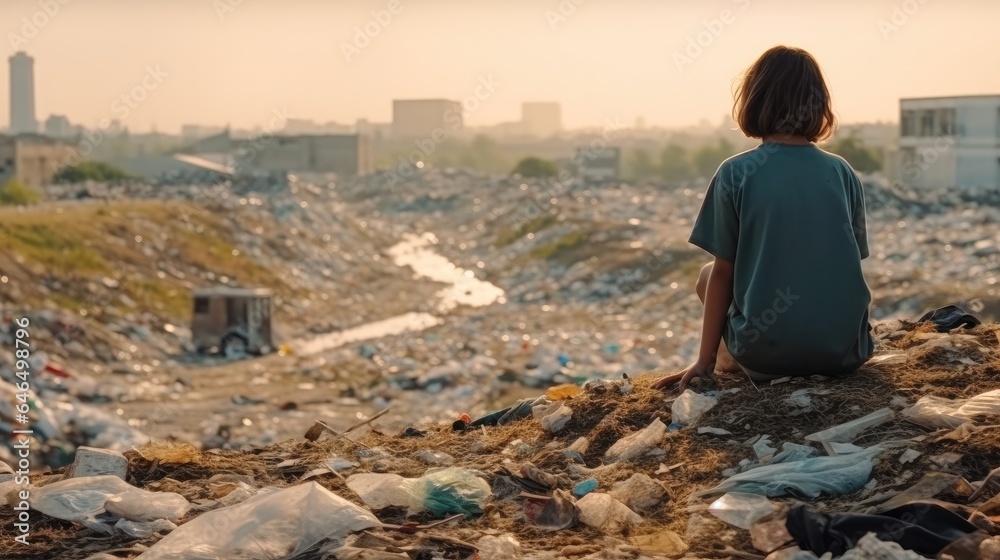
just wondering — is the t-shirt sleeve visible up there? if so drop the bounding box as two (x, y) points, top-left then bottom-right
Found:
(848, 171), (870, 260)
(688, 171), (738, 262)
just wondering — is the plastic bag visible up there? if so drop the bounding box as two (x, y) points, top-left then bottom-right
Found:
(609, 473), (668, 512)
(576, 493), (643, 534)
(476, 535), (522, 559)
(539, 404), (573, 433)
(709, 492), (782, 530)
(346, 473), (417, 510)
(136, 482), (380, 560)
(804, 408), (894, 443)
(902, 389), (1000, 428)
(31, 475), (190, 534)
(699, 448), (880, 498)
(406, 468), (492, 517)
(671, 390), (718, 426)
(114, 518), (177, 538)
(604, 418), (666, 462)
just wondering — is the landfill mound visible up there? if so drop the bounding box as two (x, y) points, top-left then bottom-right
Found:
(1, 320), (998, 559)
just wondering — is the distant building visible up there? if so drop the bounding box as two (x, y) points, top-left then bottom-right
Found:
(392, 99), (463, 138)
(479, 120), (529, 139)
(111, 153), (233, 181)
(898, 95), (1000, 190)
(239, 134), (373, 176)
(180, 124), (227, 144)
(355, 119), (391, 140)
(522, 102), (562, 138)
(44, 115), (73, 138)
(9, 52), (38, 135)
(180, 129), (234, 156)
(574, 146), (621, 182)
(0, 134), (77, 188)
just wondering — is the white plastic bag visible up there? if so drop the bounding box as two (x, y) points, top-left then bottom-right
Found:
(576, 493), (643, 534)
(604, 418), (666, 462)
(671, 390), (718, 426)
(136, 482), (380, 560)
(902, 389), (1000, 428)
(31, 475), (189, 534)
(346, 473), (417, 510)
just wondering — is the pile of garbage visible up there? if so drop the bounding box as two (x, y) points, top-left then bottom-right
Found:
(1, 318), (997, 559)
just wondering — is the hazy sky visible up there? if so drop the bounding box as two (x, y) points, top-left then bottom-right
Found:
(2, 0), (998, 133)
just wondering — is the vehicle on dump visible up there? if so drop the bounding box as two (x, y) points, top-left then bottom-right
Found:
(191, 287), (274, 357)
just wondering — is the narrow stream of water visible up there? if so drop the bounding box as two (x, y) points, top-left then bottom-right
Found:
(300, 233), (505, 355)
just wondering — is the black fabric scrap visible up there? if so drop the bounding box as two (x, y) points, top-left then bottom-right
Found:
(786, 502), (979, 557)
(917, 305), (981, 332)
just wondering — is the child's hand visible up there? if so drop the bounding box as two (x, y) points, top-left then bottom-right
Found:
(651, 361), (714, 392)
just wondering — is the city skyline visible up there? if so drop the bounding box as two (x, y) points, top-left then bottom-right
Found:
(1, 0), (998, 134)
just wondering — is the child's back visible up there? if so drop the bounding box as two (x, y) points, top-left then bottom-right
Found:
(690, 143), (873, 375)
(653, 45), (876, 392)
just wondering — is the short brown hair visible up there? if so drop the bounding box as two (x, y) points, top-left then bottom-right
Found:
(733, 46), (836, 142)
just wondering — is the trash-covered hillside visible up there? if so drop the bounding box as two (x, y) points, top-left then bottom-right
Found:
(1, 169), (999, 559)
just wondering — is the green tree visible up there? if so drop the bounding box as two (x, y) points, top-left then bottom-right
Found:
(826, 136), (882, 173)
(512, 156), (558, 178)
(692, 138), (736, 179)
(54, 161), (130, 184)
(0, 178), (43, 206)
(625, 149), (658, 181)
(658, 143), (693, 183)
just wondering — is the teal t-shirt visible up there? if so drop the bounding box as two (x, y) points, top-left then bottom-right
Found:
(689, 143), (874, 376)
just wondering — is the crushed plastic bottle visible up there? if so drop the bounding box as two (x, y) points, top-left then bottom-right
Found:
(709, 492), (783, 530)
(604, 418), (666, 462)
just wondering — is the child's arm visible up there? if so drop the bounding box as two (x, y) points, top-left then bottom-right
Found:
(652, 257), (734, 391)
(686, 258), (735, 386)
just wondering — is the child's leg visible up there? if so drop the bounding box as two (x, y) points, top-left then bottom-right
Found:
(696, 262), (742, 373)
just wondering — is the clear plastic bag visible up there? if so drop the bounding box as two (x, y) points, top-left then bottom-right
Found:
(699, 448), (880, 498)
(32, 475), (190, 534)
(136, 482), (380, 560)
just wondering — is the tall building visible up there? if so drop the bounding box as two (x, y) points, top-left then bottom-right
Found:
(392, 99), (463, 138)
(897, 95), (1000, 190)
(522, 102), (562, 138)
(9, 52), (38, 135)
